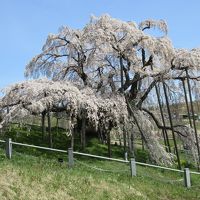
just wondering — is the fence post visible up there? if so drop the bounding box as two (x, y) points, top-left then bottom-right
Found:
(130, 158), (136, 177)
(125, 152), (128, 161)
(6, 138), (12, 159)
(68, 148), (74, 168)
(184, 168), (191, 188)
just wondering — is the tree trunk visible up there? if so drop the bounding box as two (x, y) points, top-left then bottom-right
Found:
(41, 112), (46, 140)
(196, 100), (200, 114)
(81, 118), (86, 150)
(130, 133), (135, 158)
(6, 106), (9, 114)
(56, 117), (59, 135)
(71, 127), (74, 149)
(118, 133), (122, 147)
(127, 130), (131, 156)
(120, 57), (124, 92)
(141, 136), (144, 150)
(107, 131), (111, 157)
(126, 100), (173, 166)
(123, 127), (127, 153)
(47, 111), (52, 148)
(98, 125), (104, 144)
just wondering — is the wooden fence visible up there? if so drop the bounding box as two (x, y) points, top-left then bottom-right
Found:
(1, 138), (200, 188)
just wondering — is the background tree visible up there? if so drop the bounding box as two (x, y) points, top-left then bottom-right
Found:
(1, 15), (200, 167)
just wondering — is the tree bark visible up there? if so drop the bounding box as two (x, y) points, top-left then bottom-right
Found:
(71, 127), (74, 149)
(41, 111), (46, 140)
(81, 117), (86, 150)
(130, 133), (135, 158)
(127, 130), (131, 155)
(123, 127), (127, 153)
(98, 125), (104, 143)
(118, 134), (122, 147)
(47, 111), (52, 148)
(6, 106), (9, 114)
(107, 131), (111, 157)
(126, 99), (173, 166)
(56, 117), (59, 135)
(120, 57), (124, 93)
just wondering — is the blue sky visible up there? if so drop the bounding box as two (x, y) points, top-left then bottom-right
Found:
(0, 0), (200, 90)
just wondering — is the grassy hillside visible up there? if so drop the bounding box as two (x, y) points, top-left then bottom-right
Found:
(0, 147), (200, 200)
(0, 123), (200, 199)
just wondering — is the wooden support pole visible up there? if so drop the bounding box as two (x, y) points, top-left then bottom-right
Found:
(125, 152), (128, 161)
(47, 111), (52, 148)
(155, 84), (171, 152)
(182, 79), (193, 127)
(41, 111), (46, 140)
(71, 128), (74, 149)
(81, 117), (86, 150)
(162, 82), (181, 170)
(185, 69), (200, 170)
(107, 131), (111, 157)
(130, 133), (135, 158)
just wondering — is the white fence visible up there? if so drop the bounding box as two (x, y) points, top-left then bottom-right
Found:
(1, 138), (200, 188)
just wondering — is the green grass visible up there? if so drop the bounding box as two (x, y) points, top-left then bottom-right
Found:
(0, 123), (200, 199)
(0, 147), (200, 200)
(0, 124), (127, 160)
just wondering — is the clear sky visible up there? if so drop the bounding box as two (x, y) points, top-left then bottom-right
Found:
(0, 0), (200, 90)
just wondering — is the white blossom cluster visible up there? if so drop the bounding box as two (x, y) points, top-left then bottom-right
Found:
(172, 48), (200, 70)
(84, 15), (175, 77)
(0, 78), (175, 165)
(0, 79), (128, 131)
(25, 14), (176, 88)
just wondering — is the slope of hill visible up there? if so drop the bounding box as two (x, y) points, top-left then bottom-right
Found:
(0, 148), (199, 200)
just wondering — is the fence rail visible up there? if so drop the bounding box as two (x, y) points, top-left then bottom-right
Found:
(11, 141), (67, 153)
(73, 151), (129, 163)
(135, 161), (184, 173)
(1, 138), (200, 188)
(190, 170), (200, 175)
